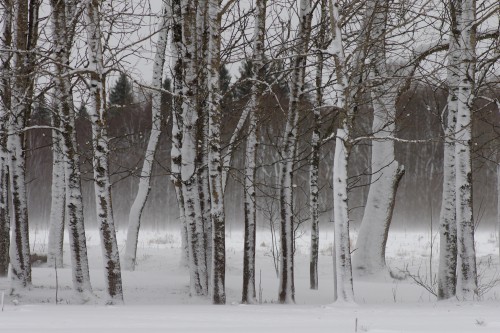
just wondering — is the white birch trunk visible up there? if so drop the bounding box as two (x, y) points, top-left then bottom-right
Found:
(47, 120), (66, 269)
(242, 0), (267, 304)
(85, 0), (123, 304)
(329, 0), (354, 303)
(454, 0), (478, 301)
(352, 0), (404, 276)
(278, 0), (313, 304)
(437, 5), (460, 299)
(0, 0), (12, 278)
(9, 0), (32, 292)
(179, 0), (208, 296)
(49, 0), (93, 300)
(309, 0), (327, 290)
(207, 0), (226, 304)
(170, 0), (189, 266)
(124, 1), (170, 271)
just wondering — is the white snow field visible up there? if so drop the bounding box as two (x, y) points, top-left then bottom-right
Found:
(2, 228), (500, 332)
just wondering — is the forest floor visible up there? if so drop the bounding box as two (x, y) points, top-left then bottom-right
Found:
(1, 227), (500, 332)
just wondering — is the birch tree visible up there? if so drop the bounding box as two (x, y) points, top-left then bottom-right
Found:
(207, 0), (226, 305)
(309, 0), (328, 290)
(124, 0), (170, 271)
(242, 0), (267, 304)
(47, 113), (66, 269)
(84, 0), (123, 304)
(49, 0), (93, 299)
(0, 0), (12, 277)
(352, 0), (405, 276)
(9, 0), (38, 292)
(454, 0), (478, 300)
(329, 0), (357, 303)
(278, 0), (313, 304)
(437, 0), (460, 300)
(170, 0), (189, 266)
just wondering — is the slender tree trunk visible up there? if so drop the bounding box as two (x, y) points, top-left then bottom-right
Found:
(207, 0), (226, 305)
(309, 0), (328, 290)
(124, 1), (170, 271)
(47, 118), (66, 269)
(170, 0), (189, 266)
(0, 0), (13, 278)
(49, 0), (93, 300)
(9, 0), (34, 292)
(278, 0), (313, 304)
(242, 0), (267, 304)
(85, 0), (123, 304)
(454, 0), (477, 301)
(438, 1), (460, 299)
(179, 0), (207, 296)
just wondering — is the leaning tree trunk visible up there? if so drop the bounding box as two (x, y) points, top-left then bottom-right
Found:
(124, 1), (170, 271)
(0, 0), (12, 278)
(50, 0), (93, 299)
(85, 0), (123, 304)
(9, 0), (34, 292)
(241, 0), (267, 304)
(278, 0), (313, 304)
(352, 0), (404, 277)
(437, 3), (460, 300)
(454, 0), (478, 301)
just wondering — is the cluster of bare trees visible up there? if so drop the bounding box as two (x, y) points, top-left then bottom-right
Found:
(0, 0), (499, 306)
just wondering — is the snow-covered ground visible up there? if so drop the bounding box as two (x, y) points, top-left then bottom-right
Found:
(1, 228), (500, 332)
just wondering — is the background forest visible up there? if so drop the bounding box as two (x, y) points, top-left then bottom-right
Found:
(0, 0), (499, 311)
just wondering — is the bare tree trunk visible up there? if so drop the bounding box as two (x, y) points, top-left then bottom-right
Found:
(329, 0), (354, 303)
(207, 0), (226, 305)
(179, 0), (207, 296)
(242, 0), (267, 304)
(0, 0), (12, 278)
(170, 0), (189, 266)
(124, 1), (170, 271)
(309, 0), (328, 290)
(47, 117), (66, 269)
(438, 0), (460, 300)
(85, 0), (123, 304)
(278, 0), (313, 304)
(49, 0), (93, 300)
(352, 0), (404, 277)
(9, 0), (35, 292)
(454, 0), (477, 301)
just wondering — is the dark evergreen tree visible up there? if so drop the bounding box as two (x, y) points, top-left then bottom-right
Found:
(109, 73), (134, 109)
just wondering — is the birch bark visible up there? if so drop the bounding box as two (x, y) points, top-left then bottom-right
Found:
(437, 0), (460, 300)
(242, 0), (267, 304)
(454, 0), (478, 301)
(330, 0), (354, 303)
(9, 0), (34, 291)
(278, 0), (313, 304)
(309, 0), (328, 290)
(170, 0), (189, 266)
(84, 0), (123, 304)
(49, 0), (93, 299)
(124, 1), (170, 271)
(353, 0), (405, 276)
(207, 0), (226, 304)
(0, 0), (12, 278)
